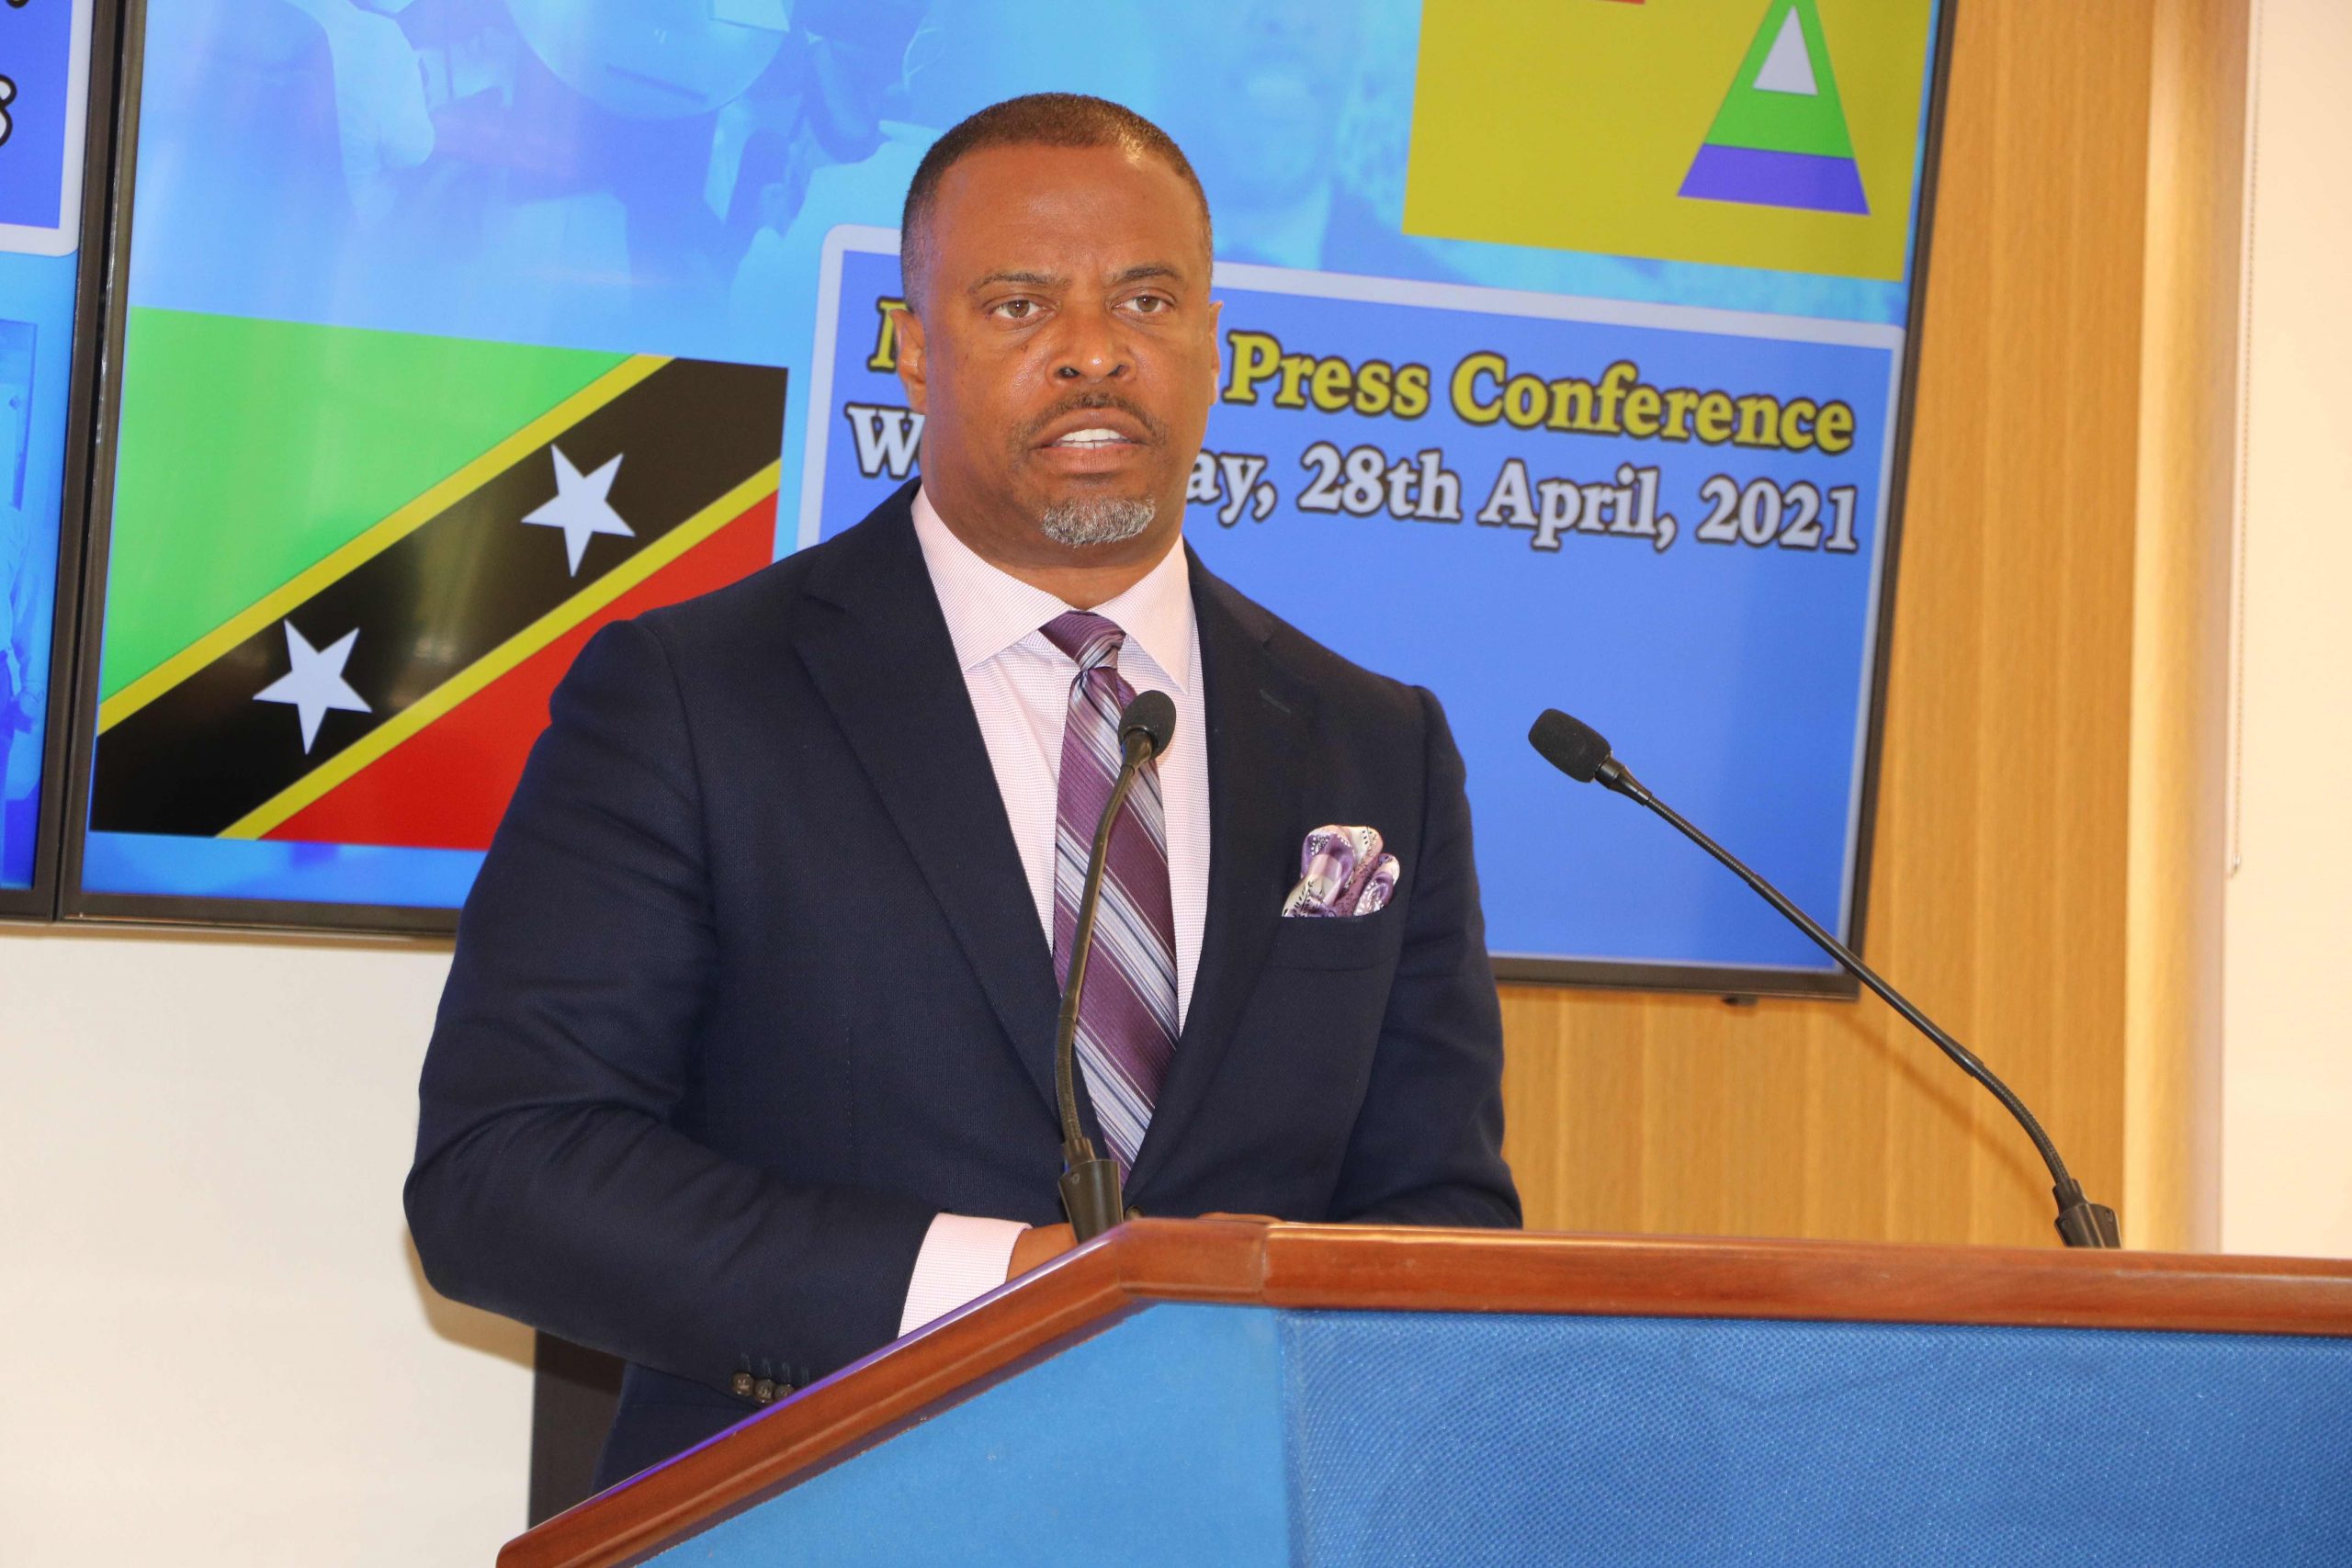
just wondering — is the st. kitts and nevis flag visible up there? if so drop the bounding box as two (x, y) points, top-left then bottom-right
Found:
(89, 309), (787, 864)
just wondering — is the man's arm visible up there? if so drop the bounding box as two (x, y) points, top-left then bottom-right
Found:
(1325, 687), (1522, 1229)
(404, 618), (937, 1392)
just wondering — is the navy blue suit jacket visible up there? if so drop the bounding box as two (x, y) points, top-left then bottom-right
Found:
(405, 480), (1518, 1487)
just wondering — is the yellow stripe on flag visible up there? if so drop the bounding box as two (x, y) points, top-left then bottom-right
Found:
(96, 354), (674, 734)
(219, 462), (780, 842)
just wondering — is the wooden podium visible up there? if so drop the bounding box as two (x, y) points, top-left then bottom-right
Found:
(502, 1221), (2352, 1566)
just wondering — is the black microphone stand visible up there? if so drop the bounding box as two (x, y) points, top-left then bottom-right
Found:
(1053, 693), (1176, 1242)
(1532, 711), (2120, 1249)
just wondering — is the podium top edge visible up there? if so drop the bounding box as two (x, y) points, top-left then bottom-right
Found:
(501, 1224), (2352, 1568)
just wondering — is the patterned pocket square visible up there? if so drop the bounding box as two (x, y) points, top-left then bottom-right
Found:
(1281, 824), (1400, 918)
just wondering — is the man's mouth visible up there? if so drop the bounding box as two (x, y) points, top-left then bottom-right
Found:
(1046, 428), (1139, 448)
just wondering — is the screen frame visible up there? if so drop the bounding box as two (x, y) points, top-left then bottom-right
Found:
(56, 0), (453, 938)
(0, 0), (122, 924)
(54, 0), (1962, 998)
(1495, 0), (1961, 999)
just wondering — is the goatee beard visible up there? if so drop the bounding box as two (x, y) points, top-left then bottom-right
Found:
(1039, 494), (1157, 547)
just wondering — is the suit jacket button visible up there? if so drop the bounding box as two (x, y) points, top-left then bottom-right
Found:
(754, 1378), (776, 1404)
(731, 1372), (754, 1398)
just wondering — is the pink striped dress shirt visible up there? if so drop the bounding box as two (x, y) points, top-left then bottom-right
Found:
(895, 488), (1210, 1336)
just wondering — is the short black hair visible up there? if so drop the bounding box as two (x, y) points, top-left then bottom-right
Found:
(899, 93), (1213, 308)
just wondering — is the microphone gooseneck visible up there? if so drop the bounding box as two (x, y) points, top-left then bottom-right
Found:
(1054, 690), (1178, 1242)
(1526, 707), (2121, 1250)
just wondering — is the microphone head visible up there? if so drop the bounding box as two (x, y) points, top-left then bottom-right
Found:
(1528, 708), (1613, 784)
(1119, 690), (1178, 760)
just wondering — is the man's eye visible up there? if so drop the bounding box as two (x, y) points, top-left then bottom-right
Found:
(994, 299), (1035, 320)
(1128, 295), (1169, 314)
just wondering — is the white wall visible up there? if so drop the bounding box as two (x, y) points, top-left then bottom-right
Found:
(0, 928), (531, 1563)
(2219, 0), (2352, 1258)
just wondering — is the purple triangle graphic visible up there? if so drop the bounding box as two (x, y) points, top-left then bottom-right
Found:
(1679, 144), (1869, 216)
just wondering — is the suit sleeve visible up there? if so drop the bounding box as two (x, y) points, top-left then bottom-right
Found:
(1327, 687), (1523, 1228)
(404, 618), (936, 1393)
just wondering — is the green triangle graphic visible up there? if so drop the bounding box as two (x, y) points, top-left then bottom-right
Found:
(1701, 0), (1856, 160)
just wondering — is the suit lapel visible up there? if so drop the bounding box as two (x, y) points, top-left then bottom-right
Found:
(790, 485), (1065, 1117)
(1125, 556), (1309, 1197)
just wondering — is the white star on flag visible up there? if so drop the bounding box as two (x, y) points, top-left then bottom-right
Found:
(523, 445), (632, 575)
(254, 621), (372, 753)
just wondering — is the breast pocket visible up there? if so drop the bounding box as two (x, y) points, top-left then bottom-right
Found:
(1263, 908), (1402, 972)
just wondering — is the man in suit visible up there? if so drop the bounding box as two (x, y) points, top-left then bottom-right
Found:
(406, 92), (1518, 1491)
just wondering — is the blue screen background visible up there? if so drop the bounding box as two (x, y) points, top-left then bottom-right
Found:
(0, 254), (76, 892)
(79, 0), (1942, 977)
(0, 0), (90, 893)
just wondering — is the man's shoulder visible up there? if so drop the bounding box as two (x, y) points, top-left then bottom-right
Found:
(629, 540), (817, 655)
(625, 488), (916, 663)
(1190, 558), (1429, 734)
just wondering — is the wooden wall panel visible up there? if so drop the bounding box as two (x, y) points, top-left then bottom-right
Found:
(1499, 4), (2177, 1248)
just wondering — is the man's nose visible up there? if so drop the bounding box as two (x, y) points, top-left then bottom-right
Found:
(1052, 307), (1131, 381)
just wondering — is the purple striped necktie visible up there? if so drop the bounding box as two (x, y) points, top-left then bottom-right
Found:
(1043, 610), (1178, 1175)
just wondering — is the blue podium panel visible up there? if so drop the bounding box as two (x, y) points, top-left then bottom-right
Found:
(656, 1303), (1293, 1567)
(661, 1304), (2352, 1567)
(1283, 1311), (2352, 1567)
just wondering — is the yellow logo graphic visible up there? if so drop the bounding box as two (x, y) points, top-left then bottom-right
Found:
(1405, 0), (1938, 281)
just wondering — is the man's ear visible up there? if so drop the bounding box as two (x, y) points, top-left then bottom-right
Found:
(893, 304), (929, 414)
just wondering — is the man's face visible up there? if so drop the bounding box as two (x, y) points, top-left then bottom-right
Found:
(895, 142), (1221, 574)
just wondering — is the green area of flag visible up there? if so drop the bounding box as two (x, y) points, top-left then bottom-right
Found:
(1703, 0), (1855, 160)
(101, 309), (628, 699)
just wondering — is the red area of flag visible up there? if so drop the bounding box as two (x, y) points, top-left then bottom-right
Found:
(267, 494), (775, 852)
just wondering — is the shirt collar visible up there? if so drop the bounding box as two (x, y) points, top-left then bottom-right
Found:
(911, 484), (1194, 691)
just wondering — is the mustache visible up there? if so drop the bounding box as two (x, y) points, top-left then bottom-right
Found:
(1015, 391), (1167, 447)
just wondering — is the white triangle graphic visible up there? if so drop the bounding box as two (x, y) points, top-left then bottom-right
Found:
(1754, 9), (1818, 96)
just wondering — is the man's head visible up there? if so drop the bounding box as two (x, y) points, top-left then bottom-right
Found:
(893, 95), (1221, 590)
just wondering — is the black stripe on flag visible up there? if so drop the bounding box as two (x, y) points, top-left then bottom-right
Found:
(91, 356), (788, 836)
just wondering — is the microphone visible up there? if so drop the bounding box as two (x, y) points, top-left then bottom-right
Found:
(1528, 708), (2121, 1249)
(1054, 689), (1178, 1241)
